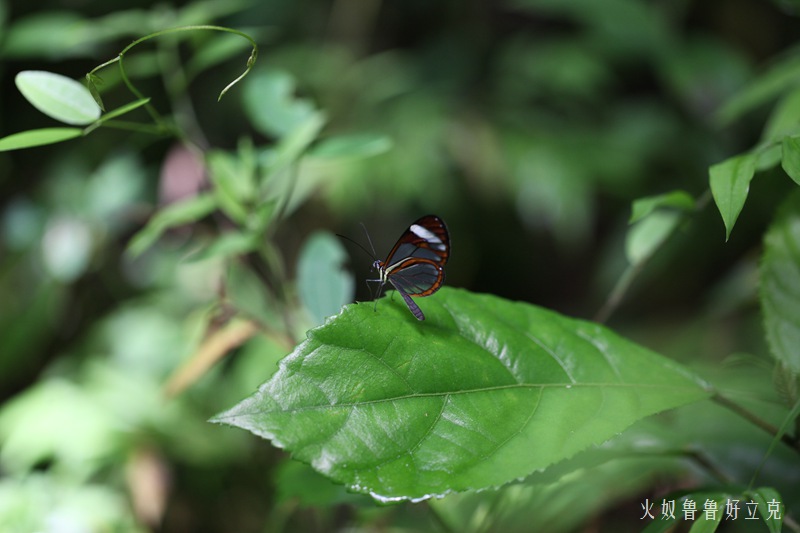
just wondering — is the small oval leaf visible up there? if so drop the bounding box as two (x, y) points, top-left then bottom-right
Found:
(213, 287), (710, 502)
(15, 70), (101, 125)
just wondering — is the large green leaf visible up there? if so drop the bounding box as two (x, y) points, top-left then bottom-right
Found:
(709, 153), (758, 241)
(213, 287), (710, 502)
(760, 190), (800, 374)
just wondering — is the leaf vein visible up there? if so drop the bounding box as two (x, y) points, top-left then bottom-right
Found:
(246, 381), (698, 416)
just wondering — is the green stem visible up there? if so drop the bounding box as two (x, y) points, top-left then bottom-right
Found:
(114, 25), (257, 100)
(712, 393), (799, 453)
(594, 262), (641, 324)
(86, 120), (171, 136)
(424, 501), (456, 533)
(87, 25), (258, 133)
(682, 448), (734, 485)
(594, 188), (711, 323)
(157, 33), (209, 151)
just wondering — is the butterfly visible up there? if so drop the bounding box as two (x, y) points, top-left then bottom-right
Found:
(370, 215), (450, 321)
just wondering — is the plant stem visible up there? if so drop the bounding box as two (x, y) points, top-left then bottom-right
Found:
(594, 261), (642, 324)
(85, 120), (170, 136)
(594, 188), (713, 323)
(158, 31), (209, 151)
(682, 448), (733, 484)
(712, 392), (799, 452)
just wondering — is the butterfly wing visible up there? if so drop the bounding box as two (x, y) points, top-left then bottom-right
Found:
(382, 215), (449, 297)
(397, 288), (425, 320)
(383, 215), (449, 271)
(378, 215), (450, 320)
(385, 258), (445, 297)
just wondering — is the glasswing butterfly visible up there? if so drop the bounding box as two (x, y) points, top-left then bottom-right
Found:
(370, 215), (450, 320)
(339, 215), (450, 320)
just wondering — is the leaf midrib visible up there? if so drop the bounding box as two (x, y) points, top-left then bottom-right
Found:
(230, 380), (702, 418)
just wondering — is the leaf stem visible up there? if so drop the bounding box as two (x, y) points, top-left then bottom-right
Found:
(113, 25), (257, 101)
(594, 188), (713, 323)
(712, 392), (800, 452)
(424, 502), (457, 533)
(86, 120), (171, 136)
(157, 31), (209, 151)
(86, 25), (258, 140)
(682, 448), (734, 484)
(594, 262), (642, 324)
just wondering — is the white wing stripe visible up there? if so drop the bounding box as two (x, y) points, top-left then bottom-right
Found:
(410, 223), (442, 244)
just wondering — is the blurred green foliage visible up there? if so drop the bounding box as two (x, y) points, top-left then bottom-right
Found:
(1, 0), (800, 531)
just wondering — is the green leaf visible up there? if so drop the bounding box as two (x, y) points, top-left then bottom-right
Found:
(760, 190), (800, 374)
(0, 128), (83, 152)
(641, 518), (678, 533)
(761, 87), (800, 143)
(187, 30), (267, 80)
(212, 287), (710, 502)
(267, 112), (327, 174)
(224, 262), (277, 326)
(626, 210), (682, 265)
(297, 232), (355, 326)
(206, 147), (255, 225)
(716, 51), (800, 126)
(244, 69), (318, 138)
(709, 153), (758, 241)
(184, 231), (260, 263)
(686, 497), (725, 533)
(309, 134), (393, 161)
(433, 420), (687, 533)
(274, 460), (371, 507)
(0, 379), (116, 475)
(15, 70), (101, 125)
(757, 142), (783, 171)
(85, 73), (105, 111)
(126, 193), (217, 258)
(745, 487), (784, 533)
(781, 136), (800, 186)
(82, 98), (152, 135)
(0, 475), (134, 533)
(2, 12), (89, 59)
(260, 112), (327, 218)
(629, 190), (694, 224)
(95, 97), (151, 123)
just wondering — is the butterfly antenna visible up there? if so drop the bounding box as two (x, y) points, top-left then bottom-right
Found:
(336, 232), (376, 260)
(360, 222), (378, 258)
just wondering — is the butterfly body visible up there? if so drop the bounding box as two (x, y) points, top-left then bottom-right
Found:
(373, 215), (450, 320)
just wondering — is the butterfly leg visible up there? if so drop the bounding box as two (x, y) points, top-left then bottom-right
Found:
(366, 278), (385, 312)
